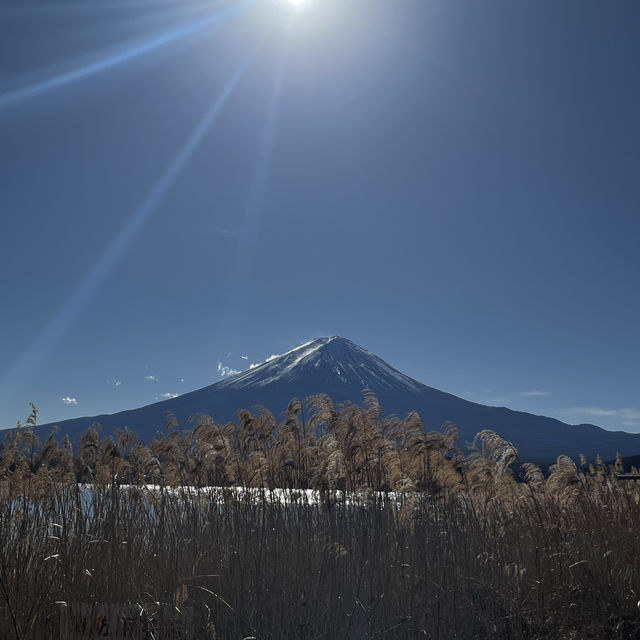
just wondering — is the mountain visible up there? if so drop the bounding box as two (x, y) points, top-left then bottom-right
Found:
(7, 336), (640, 463)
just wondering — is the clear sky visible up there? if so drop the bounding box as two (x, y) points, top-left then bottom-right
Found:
(1, 0), (639, 432)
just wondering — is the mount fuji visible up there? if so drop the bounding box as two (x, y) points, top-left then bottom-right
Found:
(8, 336), (640, 463)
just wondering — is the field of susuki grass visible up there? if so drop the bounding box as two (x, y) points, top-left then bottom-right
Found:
(1, 397), (640, 639)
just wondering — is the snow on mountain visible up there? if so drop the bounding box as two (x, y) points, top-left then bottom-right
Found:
(219, 336), (420, 392)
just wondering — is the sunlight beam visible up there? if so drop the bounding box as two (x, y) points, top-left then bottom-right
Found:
(0, 0), (252, 111)
(0, 0), (217, 13)
(215, 16), (292, 349)
(0, 56), (251, 402)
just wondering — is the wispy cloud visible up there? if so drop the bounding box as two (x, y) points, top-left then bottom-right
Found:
(217, 362), (241, 378)
(106, 377), (122, 387)
(245, 352), (282, 371)
(62, 396), (77, 405)
(466, 389), (511, 406)
(560, 406), (640, 425)
(484, 396), (511, 406)
(160, 392), (179, 399)
(211, 226), (238, 236)
(179, 378), (185, 383)
(144, 375), (158, 382)
(518, 390), (551, 397)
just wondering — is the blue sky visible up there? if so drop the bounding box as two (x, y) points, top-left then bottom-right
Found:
(1, 0), (639, 432)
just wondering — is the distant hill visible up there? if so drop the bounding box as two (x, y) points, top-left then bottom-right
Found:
(5, 336), (640, 463)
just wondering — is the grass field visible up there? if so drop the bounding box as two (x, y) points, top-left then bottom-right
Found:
(1, 398), (640, 639)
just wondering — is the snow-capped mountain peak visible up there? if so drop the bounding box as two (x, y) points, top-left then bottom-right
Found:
(218, 336), (420, 392)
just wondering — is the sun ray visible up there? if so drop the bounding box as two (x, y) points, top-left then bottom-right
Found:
(0, 55), (252, 402)
(0, 0), (253, 111)
(215, 16), (293, 350)
(0, 0), (216, 14)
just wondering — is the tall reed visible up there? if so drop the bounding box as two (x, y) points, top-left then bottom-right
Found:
(1, 398), (639, 638)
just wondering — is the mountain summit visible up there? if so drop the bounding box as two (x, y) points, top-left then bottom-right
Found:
(217, 336), (420, 393)
(9, 336), (640, 463)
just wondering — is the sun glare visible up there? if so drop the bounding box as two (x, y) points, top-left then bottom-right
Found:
(288, 0), (305, 6)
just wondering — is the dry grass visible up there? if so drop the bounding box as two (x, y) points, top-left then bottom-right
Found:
(1, 398), (640, 638)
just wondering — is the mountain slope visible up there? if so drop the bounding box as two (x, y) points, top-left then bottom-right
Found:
(7, 336), (640, 463)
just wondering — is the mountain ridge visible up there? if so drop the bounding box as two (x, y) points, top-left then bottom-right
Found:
(4, 336), (640, 463)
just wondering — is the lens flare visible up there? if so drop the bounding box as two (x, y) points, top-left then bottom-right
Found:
(0, 57), (251, 402)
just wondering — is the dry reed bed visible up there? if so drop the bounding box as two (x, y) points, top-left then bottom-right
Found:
(1, 399), (640, 639)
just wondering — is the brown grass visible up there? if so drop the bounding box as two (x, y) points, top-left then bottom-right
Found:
(1, 397), (640, 638)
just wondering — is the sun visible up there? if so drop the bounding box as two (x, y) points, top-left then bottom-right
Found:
(278, 0), (309, 11)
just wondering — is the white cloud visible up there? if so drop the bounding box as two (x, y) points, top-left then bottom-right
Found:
(518, 390), (551, 397)
(586, 407), (640, 420)
(217, 362), (241, 378)
(106, 377), (122, 387)
(160, 392), (179, 399)
(560, 407), (640, 423)
(145, 375), (158, 382)
(245, 352), (282, 371)
(179, 378), (185, 383)
(62, 396), (77, 405)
